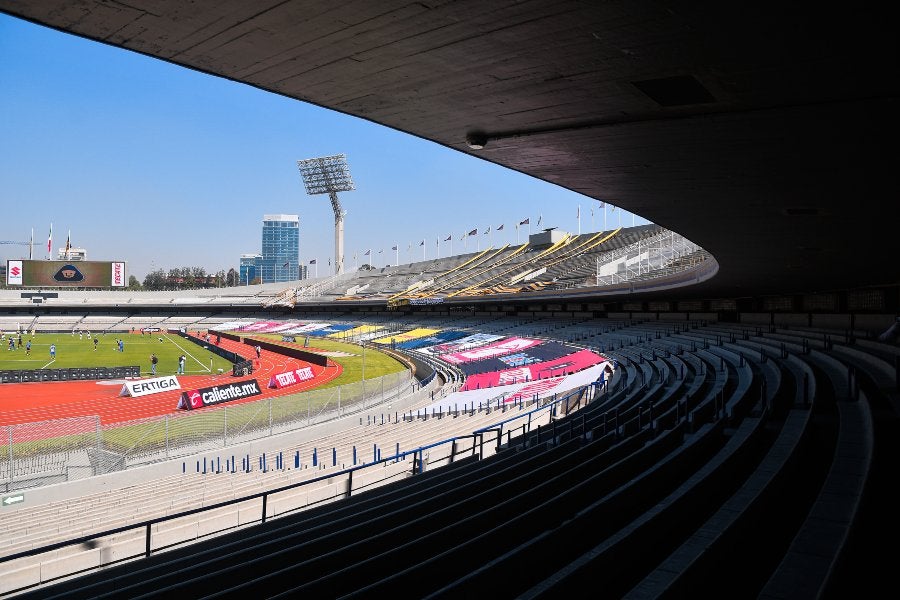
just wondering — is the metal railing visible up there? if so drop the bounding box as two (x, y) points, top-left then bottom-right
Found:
(0, 369), (415, 493)
(595, 229), (707, 285)
(0, 385), (592, 597)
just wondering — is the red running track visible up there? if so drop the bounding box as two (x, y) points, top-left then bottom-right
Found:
(0, 337), (343, 427)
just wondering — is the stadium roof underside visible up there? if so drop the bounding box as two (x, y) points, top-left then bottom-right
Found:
(2, 1), (896, 301)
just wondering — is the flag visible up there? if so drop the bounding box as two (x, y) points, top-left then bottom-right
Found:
(64, 230), (71, 258)
(328, 257), (331, 266)
(484, 227), (490, 235)
(364, 249), (371, 256)
(611, 205), (617, 212)
(309, 259), (317, 264)
(407, 243), (412, 250)
(47, 223), (52, 255)
(468, 228), (477, 236)
(598, 201), (605, 208)
(591, 207), (594, 217)
(537, 214), (543, 226)
(419, 239), (425, 246)
(444, 235), (452, 242)
(576, 206), (580, 219)
(283, 262), (289, 268)
(519, 218), (529, 225)
(497, 224), (504, 231)
(392, 245), (398, 251)
(378, 249), (383, 254)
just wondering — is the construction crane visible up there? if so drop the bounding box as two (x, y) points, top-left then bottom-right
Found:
(0, 241), (33, 259)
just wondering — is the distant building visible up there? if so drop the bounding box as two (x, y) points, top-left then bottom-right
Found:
(239, 215), (305, 284)
(239, 254), (262, 285)
(57, 247), (87, 261)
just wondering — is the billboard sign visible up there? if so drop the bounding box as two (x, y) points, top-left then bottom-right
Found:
(177, 379), (262, 410)
(6, 261), (22, 285)
(6, 260), (127, 288)
(111, 262), (125, 287)
(119, 375), (181, 398)
(267, 366), (315, 389)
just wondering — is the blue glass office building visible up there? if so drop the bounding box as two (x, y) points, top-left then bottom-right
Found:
(257, 214), (300, 283)
(239, 253), (261, 285)
(238, 214), (308, 284)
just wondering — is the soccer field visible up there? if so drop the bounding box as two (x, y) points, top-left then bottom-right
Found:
(0, 332), (234, 376)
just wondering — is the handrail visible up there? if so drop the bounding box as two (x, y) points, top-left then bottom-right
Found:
(0, 383), (580, 578)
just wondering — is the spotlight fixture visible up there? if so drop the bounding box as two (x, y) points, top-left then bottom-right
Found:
(297, 154), (355, 275)
(465, 132), (488, 150)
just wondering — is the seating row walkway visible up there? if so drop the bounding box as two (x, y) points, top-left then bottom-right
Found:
(2, 317), (895, 598)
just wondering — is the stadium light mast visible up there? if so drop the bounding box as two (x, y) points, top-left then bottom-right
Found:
(297, 154), (355, 275)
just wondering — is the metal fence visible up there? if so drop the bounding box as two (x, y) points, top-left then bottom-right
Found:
(0, 369), (414, 493)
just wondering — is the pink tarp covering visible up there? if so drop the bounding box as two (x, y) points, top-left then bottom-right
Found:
(441, 337), (542, 364)
(461, 349), (604, 391)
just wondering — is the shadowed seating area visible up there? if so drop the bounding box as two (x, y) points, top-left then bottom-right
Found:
(0, 1), (896, 597)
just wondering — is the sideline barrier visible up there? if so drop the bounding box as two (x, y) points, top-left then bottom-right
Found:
(174, 330), (244, 364)
(214, 329), (329, 367)
(241, 337), (330, 367)
(0, 365), (140, 383)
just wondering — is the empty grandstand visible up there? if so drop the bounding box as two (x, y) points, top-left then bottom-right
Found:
(0, 1), (896, 599)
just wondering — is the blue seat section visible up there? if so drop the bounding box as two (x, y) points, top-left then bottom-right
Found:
(397, 330), (469, 350)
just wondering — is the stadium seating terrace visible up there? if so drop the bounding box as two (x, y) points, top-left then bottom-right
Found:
(0, 1), (897, 598)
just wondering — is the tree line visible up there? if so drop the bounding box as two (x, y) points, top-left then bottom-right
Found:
(137, 267), (240, 290)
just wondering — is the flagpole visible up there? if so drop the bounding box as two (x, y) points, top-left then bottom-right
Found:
(29, 228), (33, 260)
(577, 206), (581, 235)
(604, 205), (607, 230)
(516, 223), (519, 244)
(395, 244), (399, 267)
(450, 236), (453, 256)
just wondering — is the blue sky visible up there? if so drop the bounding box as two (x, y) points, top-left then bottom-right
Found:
(0, 14), (649, 281)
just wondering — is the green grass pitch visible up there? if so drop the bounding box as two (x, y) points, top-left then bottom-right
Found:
(0, 332), (234, 377)
(250, 335), (407, 388)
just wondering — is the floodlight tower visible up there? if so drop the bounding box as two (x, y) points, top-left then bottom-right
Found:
(297, 154), (355, 275)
